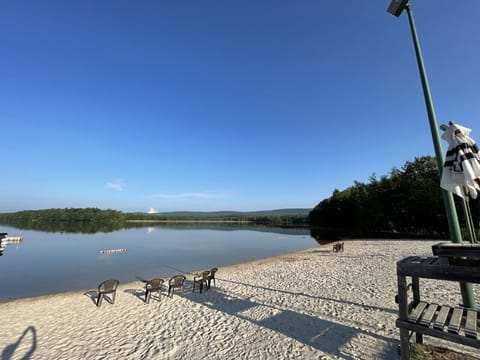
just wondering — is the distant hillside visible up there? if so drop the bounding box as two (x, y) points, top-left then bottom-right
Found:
(142, 208), (311, 218)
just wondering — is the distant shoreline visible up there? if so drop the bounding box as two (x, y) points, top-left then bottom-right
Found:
(125, 219), (252, 224)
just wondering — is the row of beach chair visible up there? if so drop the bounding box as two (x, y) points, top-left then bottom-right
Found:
(95, 268), (218, 307)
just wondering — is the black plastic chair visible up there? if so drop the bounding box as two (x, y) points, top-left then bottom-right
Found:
(193, 271), (210, 293)
(145, 278), (164, 303)
(96, 279), (119, 307)
(208, 268), (218, 289)
(168, 275), (186, 297)
(333, 242), (344, 253)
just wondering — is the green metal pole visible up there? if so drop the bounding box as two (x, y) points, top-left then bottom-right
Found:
(405, 3), (476, 308)
(462, 200), (477, 243)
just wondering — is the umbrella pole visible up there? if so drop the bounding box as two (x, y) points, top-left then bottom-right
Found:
(462, 199), (477, 243)
(405, 3), (476, 309)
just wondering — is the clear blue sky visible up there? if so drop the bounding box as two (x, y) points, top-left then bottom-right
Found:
(1, 1), (479, 213)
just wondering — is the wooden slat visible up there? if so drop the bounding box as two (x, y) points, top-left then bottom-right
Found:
(448, 308), (463, 334)
(464, 310), (478, 339)
(420, 303), (438, 326)
(432, 242), (480, 259)
(396, 255), (480, 351)
(396, 319), (480, 349)
(397, 258), (480, 283)
(420, 257), (436, 265)
(408, 302), (427, 323)
(433, 306), (451, 330)
(410, 256), (422, 263)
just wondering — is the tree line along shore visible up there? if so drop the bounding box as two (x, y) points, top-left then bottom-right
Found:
(0, 207), (310, 233)
(1, 156), (475, 238)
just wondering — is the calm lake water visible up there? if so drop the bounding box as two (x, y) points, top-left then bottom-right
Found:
(0, 225), (317, 301)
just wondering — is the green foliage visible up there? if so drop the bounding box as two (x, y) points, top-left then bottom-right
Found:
(127, 211), (309, 227)
(0, 208), (310, 233)
(310, 156), (452, 237)
(0, 208), (126, 233)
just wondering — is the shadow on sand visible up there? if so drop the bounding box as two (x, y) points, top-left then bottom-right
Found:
(1, 326), (37, 360)
(183, 279), (399, 359)
(218, 278), (397, 315)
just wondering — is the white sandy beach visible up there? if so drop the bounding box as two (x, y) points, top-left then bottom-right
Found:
(1, 239), (478, 359)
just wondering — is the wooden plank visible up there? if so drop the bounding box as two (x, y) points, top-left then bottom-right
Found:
(408, 302), (427, 323)
(464, 310), (478, 339)
(420, 257), (436, 265)
(397, 275), (409, 321)
(412, 277), (420, 304)
(410, 256), (422, 263)
(396, 319), (480, 349)
(398, 256), (416, 264)
(433, 306), (451, 330)
(432, 242), (480, 259)
(399, 327), (410, 360)
(420, 303), (438, 326)
(396, 258), (480, 283)
(448, 308), (463, 334)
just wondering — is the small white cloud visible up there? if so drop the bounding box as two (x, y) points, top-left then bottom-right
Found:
(106, 179), (125, 192)
(147, 207), (158, 214)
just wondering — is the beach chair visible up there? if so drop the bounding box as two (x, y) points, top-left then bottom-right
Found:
(96, 279), (119, 307)
(332, 242), (344, 253)
(193, 271), (210, 293)
(145, 278), (164, 303)
(168, 275), (186, 297)
(208, 267), (218, 289)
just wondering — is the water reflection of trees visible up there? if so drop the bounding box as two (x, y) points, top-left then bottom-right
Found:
(131, 223), (311, 235)
(6, 220), (125, 234)
(310, 227), (345, 245)
(0, 208), (312, 235)
(0, 208), (126, 234)
(2, 220), (316, 236)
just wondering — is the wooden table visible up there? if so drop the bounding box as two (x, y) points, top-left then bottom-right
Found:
(396, 253), (480, 359)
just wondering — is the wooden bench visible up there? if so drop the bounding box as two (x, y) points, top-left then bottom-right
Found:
(396, 250), (480, 359)
(432, 242), (480, 266)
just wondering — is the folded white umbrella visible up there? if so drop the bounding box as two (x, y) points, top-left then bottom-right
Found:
(440, 122), (480, 199)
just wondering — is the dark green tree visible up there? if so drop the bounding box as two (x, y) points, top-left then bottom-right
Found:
(310, 156), (450, 237)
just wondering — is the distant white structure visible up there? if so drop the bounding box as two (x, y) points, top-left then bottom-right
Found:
(99, 248), (127, 254)
(0, 233), (23, 255)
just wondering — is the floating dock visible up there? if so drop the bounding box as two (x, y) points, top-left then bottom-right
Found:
(0, 234), (23, 255)
(3, 236), (23, 243)
(99, 248), (128, 254)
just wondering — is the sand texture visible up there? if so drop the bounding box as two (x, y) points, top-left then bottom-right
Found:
(1, 239), (479, 359)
